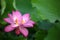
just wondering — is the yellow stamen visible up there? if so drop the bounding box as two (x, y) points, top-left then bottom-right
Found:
(22, 19), (25, 24)
(15, 19), (18, 25)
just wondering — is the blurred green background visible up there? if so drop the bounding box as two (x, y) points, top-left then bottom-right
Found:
(0, 0), (60, 40)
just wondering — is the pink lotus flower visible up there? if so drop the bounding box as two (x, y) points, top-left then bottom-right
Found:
(4, 10), (35, 37)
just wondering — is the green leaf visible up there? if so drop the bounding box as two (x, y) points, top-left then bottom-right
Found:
(18, 35), (27, 40)
(55, 22), (60, 30)
(0, 32), (27, 40)
(37, 20), (53, 30)
(35, 30), (47, 40)
(27, 27), (37, 40)
(2, 0), (15, 18)
(1, 0), (6, 15)
(44, 25), (60, 40)
(13, 0), (42, 22)
(13, 0), (32, 13)
(0, 0), (15, 25)
(31, 0), (60, 22)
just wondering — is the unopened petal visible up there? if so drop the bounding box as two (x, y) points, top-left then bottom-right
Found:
(4, 25), (15, 32)
(15, 27), (20, 35)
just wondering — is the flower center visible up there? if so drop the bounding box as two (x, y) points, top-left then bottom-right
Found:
(22, 19), (25, 24)
(14, 18), (26, 25)
(15, 19), (18, 26)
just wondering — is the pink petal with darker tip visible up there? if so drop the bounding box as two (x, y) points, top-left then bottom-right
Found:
(23, 23), (33, 27)
(12, 10), (22, 24)
(23, 20), (35, 27)
(29, 20), (35, 24)
(23, 13), (30, 23)
(12, 10), (22, 18)
(4, 18), (13, 24)
(8, 14), (13, 21)
(4, 25), (15, 32)
(19, 27), (28, 37)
